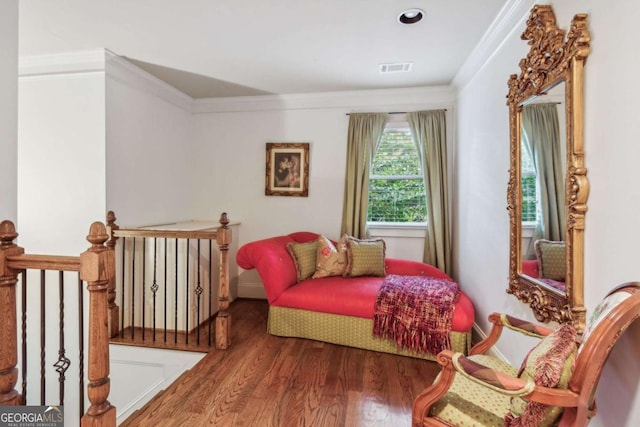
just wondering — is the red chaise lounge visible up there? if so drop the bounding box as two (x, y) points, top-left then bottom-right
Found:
(236, 232), (475, 360)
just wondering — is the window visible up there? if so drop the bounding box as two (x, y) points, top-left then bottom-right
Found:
(367, 125), (427, 223)
(521, 140), (538, 223)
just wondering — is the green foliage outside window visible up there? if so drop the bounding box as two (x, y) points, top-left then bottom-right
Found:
(367, 129), (427, 223)
(521, 139), (538, 223)
(521, 175), (537, 222)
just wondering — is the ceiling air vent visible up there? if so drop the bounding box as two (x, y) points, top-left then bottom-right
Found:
(379, 62), (413, 73)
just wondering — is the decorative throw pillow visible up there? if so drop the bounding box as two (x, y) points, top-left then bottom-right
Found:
(312, 235), (347, 278)
(505, 323), (578, 427)
(286, 240), (318, 282)
(343, 236), (386, 277)
(535, 240), (566, 281)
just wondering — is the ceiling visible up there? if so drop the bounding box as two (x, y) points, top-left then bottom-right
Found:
(18, 0), (507, 99)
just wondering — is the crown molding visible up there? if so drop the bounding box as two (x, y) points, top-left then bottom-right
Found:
(452, 0), (542, 92)
(105, 51), (193, 112)
(19, 48), (107, 77)
(18, 51), (456, 115)
(19, 49), (193, 112)
(192, 85), (455, 114)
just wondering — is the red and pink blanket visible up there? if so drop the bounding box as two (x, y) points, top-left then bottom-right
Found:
(373, 274), (459, 355)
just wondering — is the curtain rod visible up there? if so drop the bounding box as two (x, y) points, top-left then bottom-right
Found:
(523, 101), (562, 106)
(345, 109), (447, 116)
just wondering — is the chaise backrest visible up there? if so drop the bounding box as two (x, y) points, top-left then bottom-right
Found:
(236, 232), (319, 303)
(561, 282), (640, 426)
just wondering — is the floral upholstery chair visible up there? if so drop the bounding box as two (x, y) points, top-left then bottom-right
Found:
(412, 282), (640, 427)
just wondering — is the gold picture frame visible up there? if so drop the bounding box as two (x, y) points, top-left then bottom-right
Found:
(265, 142), (309, 197)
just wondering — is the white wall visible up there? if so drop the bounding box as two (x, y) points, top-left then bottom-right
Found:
(369, 224), (426, 262)
(453, 0), (532, 334)
(572, 1), (640, 424)
(19, 50), (195, 235)
(454, 1), (640, 425)
(0, 0), (18, 222)
(191, 88), (455, 245)
(192, 107), (349, 239)
(106, 53), (194, 227)
(18, 69), (106, 253)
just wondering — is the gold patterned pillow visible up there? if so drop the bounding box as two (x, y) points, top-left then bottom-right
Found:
(506, 323), (578, 427)
(535, 240), (566, 281)
(312, 235), (347, 278)
(343, 236), (386, 277)
(286, 240), (318, 282)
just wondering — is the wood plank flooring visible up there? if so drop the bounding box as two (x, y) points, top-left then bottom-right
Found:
(119, 299), (440, 427)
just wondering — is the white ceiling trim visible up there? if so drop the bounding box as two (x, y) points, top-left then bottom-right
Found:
(19, 48), (107, 77)
(19, 48), (194, 111)
(17, 49), (455, 115)
(106, 53), (193, 112)
(452, 0), (542, 93)
(192, 86), (456, 114)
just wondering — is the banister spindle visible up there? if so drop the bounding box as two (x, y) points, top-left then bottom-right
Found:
(215, 213), (231, 349)
(0, 220), (24, 406)
(80, 222), (116, 427)
(105, 211), (120, 338)
(195, 239), (202, 345)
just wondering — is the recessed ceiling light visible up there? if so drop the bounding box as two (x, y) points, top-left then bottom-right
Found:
(398, 8), (424, 24)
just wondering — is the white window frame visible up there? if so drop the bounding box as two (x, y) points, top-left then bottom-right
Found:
(367, 119), (426, 228)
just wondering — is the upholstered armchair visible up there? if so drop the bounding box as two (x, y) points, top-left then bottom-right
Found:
(413, 282), (640, 427)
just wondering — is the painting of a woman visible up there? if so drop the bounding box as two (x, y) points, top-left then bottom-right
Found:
(266, 142), (309, 197)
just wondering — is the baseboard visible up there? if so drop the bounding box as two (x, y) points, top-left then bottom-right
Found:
(238, 282), (267, 299)
(472, 322), (508, 361)
(110, 346), (204, 423)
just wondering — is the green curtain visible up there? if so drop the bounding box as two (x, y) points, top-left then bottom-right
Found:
(407, 110), (451, 275)
(522, 103), (565, 259)
(340, 113), (388, 238)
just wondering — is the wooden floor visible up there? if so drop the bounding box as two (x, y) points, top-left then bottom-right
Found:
(120, 299), (440, 427)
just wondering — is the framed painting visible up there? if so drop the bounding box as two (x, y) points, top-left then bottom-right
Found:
(265, 142), (309, 196)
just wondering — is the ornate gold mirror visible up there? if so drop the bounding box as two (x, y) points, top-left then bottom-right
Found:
(506, 5), (590, 333)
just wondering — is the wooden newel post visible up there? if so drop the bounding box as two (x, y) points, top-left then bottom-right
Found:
(105, 211), (120, 338)
(0, 220), (24, 406)
(80, 222), (116, 427)
(215, 212), (232, 350)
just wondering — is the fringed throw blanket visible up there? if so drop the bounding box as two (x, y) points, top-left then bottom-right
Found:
(373, 274), (459, 355)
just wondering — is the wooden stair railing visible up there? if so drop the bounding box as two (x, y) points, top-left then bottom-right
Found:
(0, 220), (115, 427)
(105, 211), (232, 351)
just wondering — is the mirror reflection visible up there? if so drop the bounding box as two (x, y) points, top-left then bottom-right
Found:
(520, 83), (567, 293)
(506, 4), (590, 332)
